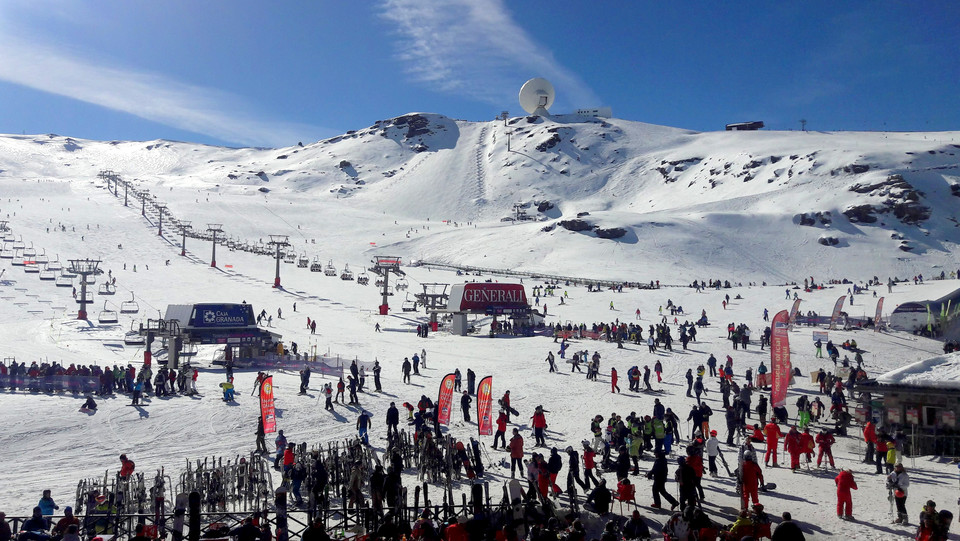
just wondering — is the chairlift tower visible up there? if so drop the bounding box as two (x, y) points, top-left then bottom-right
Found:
(369, 256), (405, 315)
(157, 205), (167, 236)
(68, 258), (101, 320)
(97, 170), (120, 196)
(415, 283), (450, 329)
(178, 221), (192, 256)
(207, 224), (223, 267)
(267, 235), (291, 288)
(140, 190), (150, 217)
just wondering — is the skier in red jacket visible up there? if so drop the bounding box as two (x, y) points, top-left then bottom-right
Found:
(799, 427), (815, 465)
(611, 367), (620, 393)
(763, 421), (782, 467)
(740, 453), (764, 511)
(816, 429), (836, 468)
(835, 468), (858, 519)
(783, 426), (803, 471)
(119, 454), (135, 478)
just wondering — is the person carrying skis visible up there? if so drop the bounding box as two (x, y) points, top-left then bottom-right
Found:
(887, 462), (910, 524)
(764, 420), (782, 467)
(835, 468), (858, 519)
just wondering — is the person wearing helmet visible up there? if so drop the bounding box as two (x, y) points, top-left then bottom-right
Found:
(706, 430), (721, 477)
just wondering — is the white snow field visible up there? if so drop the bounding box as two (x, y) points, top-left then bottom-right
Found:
(0, 116), (959, 540)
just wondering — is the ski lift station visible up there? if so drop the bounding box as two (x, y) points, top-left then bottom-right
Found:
(441, 282), (539, 336)
(151, 303), (281, 367)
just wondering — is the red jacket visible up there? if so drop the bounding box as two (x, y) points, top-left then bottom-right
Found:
(741, 460), (763, 489)
(283, 448), (295, 466)
(120, 458), (136, 478)
(863, 421), (876, 444)
(764, 422), (781, 443)
(784, 430), (802, 453)
(816, 432), (835, 449)
(509, 435), (524, 459)
(444, 522), (469, 541)
(687, 454), (704, 477)
(583, 448), (596, 470)
(532, 411), (547, 429)
(496, 413), (508, 433)
(835, 470), (857, 492)
(799, 432), (815, 453)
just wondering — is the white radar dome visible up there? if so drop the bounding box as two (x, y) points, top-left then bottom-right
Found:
(519, 78), (555, 115)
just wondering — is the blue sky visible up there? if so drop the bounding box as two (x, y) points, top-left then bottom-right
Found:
(0, 1), (956, 147)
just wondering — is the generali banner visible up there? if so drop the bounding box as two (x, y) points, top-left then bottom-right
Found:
(437, 373), (457, 425)
(260, 376), (276, 434)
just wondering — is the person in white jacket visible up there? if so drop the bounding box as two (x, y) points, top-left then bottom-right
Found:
(886, 463), (910, 524)
(706, 431), (721, 477)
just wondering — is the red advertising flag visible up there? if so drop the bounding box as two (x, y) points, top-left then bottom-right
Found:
(477, 376), (494, 436)
(437, 373), (457, 426)
(874, 297), (885, 332)
(788, 298), (802, 330)
(828, 295), (846, 330)
(770, 310), (791, 409)
(260, 376), (276, 434)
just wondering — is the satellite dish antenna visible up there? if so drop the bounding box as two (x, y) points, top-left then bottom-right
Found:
(519, 78), (555, 116)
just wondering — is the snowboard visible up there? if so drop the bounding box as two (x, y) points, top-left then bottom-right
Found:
(171, 493), (188, 541)
(507, 479), (524, 504)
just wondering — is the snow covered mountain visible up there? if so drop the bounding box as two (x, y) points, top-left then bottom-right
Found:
(1, 115), (958, 283)
(2, 115), (960, 539)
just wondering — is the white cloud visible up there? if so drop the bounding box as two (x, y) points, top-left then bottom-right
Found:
(0, 34), (321, 147)
(379, 0), (602, 109)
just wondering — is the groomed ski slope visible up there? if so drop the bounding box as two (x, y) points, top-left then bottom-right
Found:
(0, 174), (957, 540)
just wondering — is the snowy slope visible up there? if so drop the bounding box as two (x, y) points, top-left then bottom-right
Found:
(1, 118), (960, 539)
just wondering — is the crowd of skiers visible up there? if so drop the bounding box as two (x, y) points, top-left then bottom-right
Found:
(0, 359), (199, 400)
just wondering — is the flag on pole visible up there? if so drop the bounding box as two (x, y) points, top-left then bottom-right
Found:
(260, 376), (276, 434)
(828, 295), (846, 330)
(437, 373), (457, 425)
(477, 376), (494, 436)
(770, 310), (791, 409)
